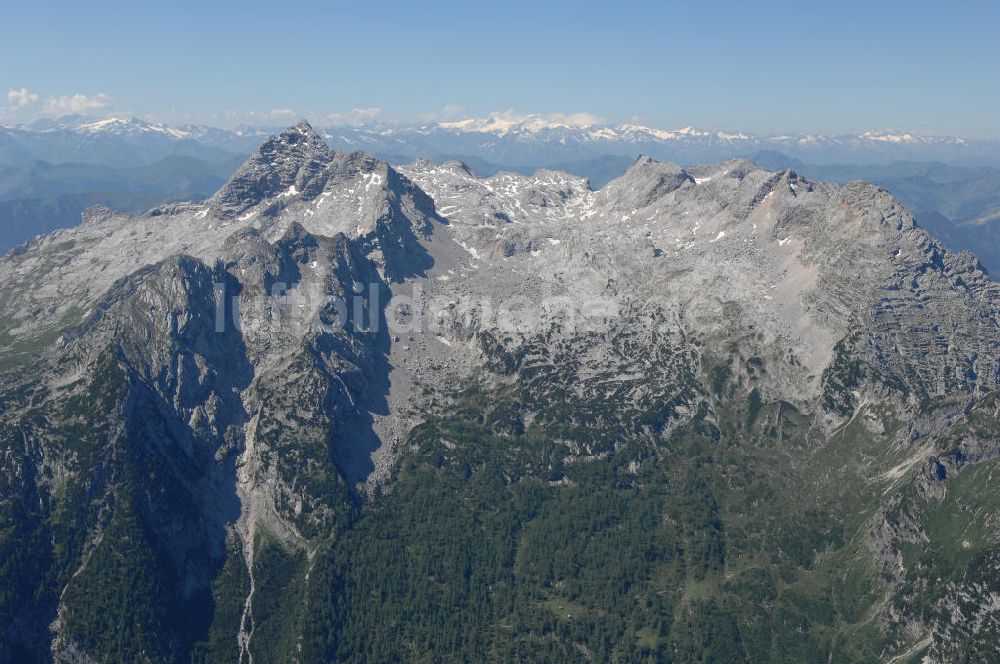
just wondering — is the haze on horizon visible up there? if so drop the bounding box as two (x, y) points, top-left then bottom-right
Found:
(1, 0), (998, 138)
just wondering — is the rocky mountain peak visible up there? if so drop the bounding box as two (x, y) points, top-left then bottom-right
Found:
(80, 204), (120, 225)
(208, 120), (335, 219)
(3, 127), (1000, 663)
(442, 159), (479, 178)
(597, 154), (693, 209)
(257, 119), (329, 157)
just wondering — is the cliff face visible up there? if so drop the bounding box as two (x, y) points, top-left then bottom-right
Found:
(1, 123), (998, 662)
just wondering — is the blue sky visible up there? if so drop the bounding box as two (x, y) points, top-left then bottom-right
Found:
(2, 0), (998, 136)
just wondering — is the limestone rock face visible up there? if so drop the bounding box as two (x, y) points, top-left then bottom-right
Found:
(209, 120), (334, 219)
(1, 123), (998, 662)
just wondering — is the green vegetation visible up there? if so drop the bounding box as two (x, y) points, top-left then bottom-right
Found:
(1, 337), (997, 662)
(61, 462), (168, 662)
(293, 375), (909, 663)
(191, 536), (251, 663)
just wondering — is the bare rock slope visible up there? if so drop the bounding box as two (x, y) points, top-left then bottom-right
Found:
(1, 122), (998, 662)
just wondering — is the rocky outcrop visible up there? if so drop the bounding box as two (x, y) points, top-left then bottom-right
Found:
(1, 124), (999, 661)
(209, 120), (334, 219)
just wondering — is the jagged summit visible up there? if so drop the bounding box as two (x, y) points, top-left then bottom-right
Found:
(288, 118), (326, 140)
(80, 203), (121, 225)
(206, 121), (435, 243)
(617, 154), (690, 184)
(597, 154), (692, 210)
(209, 120), (335, 218)
(440, 159), (479, 178)
(2, 125), (1000, 662)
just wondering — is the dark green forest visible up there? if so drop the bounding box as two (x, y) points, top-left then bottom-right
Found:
(2, 346), (997, 662)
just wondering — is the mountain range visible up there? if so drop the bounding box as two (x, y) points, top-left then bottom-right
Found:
(5, 115), (1000, 276)
(1, 121), (998, 662)
(5, 114), (1000, 168)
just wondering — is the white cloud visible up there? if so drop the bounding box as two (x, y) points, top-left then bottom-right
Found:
(437, 109), (606, 133)
(324, 107), (382, 126)
(352, 107), (381, 120)
(144, 108), (201, 126)
(6, 88), (39, 109)
(489, 110), (603, 127)
(418, 104), (464, 123)
(541, 111), (605, 127)
(223, 108), (306, 125)
(42, 92), (113, 116)
(224, 108), (294, 126)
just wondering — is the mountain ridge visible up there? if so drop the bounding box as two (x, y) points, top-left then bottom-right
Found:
(1, 121), (998, 662)
(5, 114), (1000, 169)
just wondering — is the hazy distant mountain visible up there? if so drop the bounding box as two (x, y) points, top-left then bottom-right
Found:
(325, 117), (1000, 167)
(0, 116), (255, 167)
(2, 122), (998, 662)
(4, 114), (1000, 169)
(0, 191), (202, 251)
(5, 115), (1000, 276)
(0, 155), (245, 252)
(749, 151), (1000, 275)
(0, 155), (244, 200)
